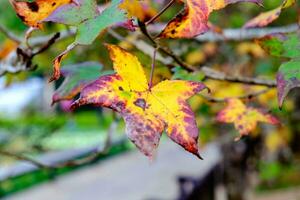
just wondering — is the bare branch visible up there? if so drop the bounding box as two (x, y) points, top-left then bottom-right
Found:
(201, 88), (272, 103)
(109, 28), (277, 87)
(148, 23), (299, 42)
(201, 67), (277, 87)
(145, 0), (176, 26)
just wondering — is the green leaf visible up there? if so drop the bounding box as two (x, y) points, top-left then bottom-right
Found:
(282, 34), (300, 58)
(172, 66), (205, 81)
(257, 36), (284, 57)
(277, 60), (300, 108)
(75, 0), (128, 45)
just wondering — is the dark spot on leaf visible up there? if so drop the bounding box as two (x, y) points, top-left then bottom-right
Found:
(27, 2), (39, 12)
(115, 101), (125, 111)
(134, 98), (147, 110)
(118, 86), (124, 91)
(52, 2), (56, 6)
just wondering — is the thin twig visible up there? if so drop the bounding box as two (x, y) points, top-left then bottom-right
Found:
(0, 150), (51, 169)
(201, 67), (277, 87)
(149, 47), (157, 89)
(32, 33), (60, 56)
(138, 21), (197, 72)
(145, 0), (176, 25)
(108, 29), (277, 87)
(148, 23), (299, 42)
(201, 88), (272, 103)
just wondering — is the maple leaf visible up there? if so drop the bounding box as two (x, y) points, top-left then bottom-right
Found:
(159, 0), (262, 38)
(9, 0), (73, 28)
(216, 99), (279, 139)
(244, 0), (295, 28)
(71, 44), (208, 158)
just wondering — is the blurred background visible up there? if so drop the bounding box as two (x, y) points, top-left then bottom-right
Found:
(0, 0), (300, 199)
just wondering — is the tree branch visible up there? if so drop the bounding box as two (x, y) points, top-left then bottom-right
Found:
(148, 23), (299, 42)
(121, 24), (277, 87)
(0, 119), (118, 169)
(201, 88), (272, 103)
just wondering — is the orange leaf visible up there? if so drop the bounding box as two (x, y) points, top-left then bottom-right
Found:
(9, 0), (73, 28)
(71, 44), (208, 158)
(216, 98), (279, 139)
(159, 0), (262, 38)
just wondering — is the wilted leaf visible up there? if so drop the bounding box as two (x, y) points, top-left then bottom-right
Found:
(52, 62), (112, 104)
(277, 61), (300, 108)
(244, 0), (295, 28)
(258, 33), (300, 108)
(216, 98), (279, 138)
(9, 0), (72, 28)
(159, 0), (262, 38)
(50, 0), (129, 81)
(71, 44), (208, 158)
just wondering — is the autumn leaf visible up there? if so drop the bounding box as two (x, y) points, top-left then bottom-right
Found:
(159, 0), (262, 38)
(52, 62), (113, 104)
(49, 0), (130, 81)
(244, 0), (295, 28)
(71, 44), (208, 158)
(9, 0), (73, 28)
(216, 98), (279, 139)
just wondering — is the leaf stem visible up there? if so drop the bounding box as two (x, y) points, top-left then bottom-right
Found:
(149, 47), (157, 90)
(145, 0), (176, 26)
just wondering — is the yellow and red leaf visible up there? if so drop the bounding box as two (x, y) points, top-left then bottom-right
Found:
(159, 0), (262, 38)
(71, 44), (208, 158)
(216, 98), (279, 138)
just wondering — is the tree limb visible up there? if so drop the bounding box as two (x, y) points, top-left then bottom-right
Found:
(149, 23), (299, 42)
(109, 28), (277, 87)
(0, 119), (118, 169)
